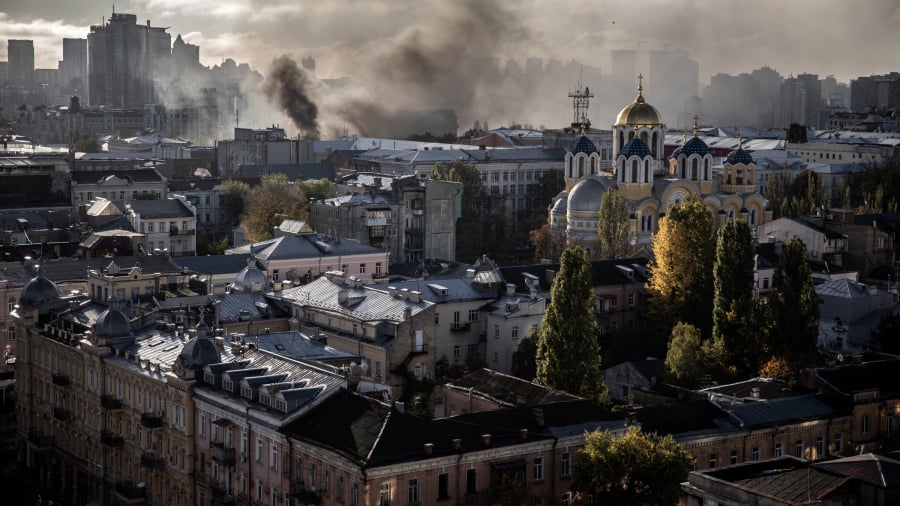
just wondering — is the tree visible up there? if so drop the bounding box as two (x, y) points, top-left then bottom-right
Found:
(574, 426), (694, 506)
(646, 196), (715, 337)
(71, 130), (100, 153)
(786, 123), (808, 143)
(240, 174), (307, 242)
(768, 237), (819, 366)
(664, 323), (705, 387)
(597, 187), (631, 259)
(712, 219), (762, 378)
(511, 334), (538, 381)
(296, 178), (336, 201)
(529, 223), (566, 263)
(219, 179), (251, 226)
(535, 247), (608, 402)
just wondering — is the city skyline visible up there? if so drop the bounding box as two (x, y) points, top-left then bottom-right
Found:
(2, 0), (899, 86)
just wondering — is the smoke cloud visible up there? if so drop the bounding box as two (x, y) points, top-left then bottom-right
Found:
(263, 55), (321, 139)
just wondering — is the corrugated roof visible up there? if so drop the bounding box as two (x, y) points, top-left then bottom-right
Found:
(729, 395), (834, 427)
(277, 277), (432, 322)
(255, 331), (357, 362)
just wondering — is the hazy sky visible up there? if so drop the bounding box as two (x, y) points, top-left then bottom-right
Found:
(2, 0), (899, 85)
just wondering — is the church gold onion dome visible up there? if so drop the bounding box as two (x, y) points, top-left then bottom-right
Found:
(20, 274), (60, 309)
(614, 81), (662, 127)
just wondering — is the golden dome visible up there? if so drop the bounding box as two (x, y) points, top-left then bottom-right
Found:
(614, 75), (663, 127)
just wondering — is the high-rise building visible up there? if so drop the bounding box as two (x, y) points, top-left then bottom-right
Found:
(779, 73), (822, 128)
(8, 39), (35, 87)
(850, 73), (900, 112)
(61, 38), (88, 97)
(610, 49), (637, 113)
(87, 12), (171, 108)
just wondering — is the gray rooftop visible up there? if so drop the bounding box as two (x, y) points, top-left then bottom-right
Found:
(128, 198), (194, 219)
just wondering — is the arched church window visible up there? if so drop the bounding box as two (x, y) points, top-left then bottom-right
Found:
(644, 163), (649, 183)
(631, 160), (638, 183)
(578, 157), (585, 178)
(628, 130), (635, 142)
(566, 157), (572, 178)
(751, 209), (757, 225)
(704, 159), (710, 180)
(640, 131), (649, 147)
(590, 157), (596, 174)
(691, 159), (698, 181)
(652, 131), (659, 157)
(736, 168), (744, 185)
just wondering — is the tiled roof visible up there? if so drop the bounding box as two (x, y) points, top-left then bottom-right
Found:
(634, 399), (731, 437)
(128, 198), (194, 219)
(814, 453), (900, 487)
(444, 368), (578, 407)
(729, 395), (834, 428)
(277, 277), (432, 323)
(170, 254), (251, 275)
(253, 331), (357, 362)
(229, 234), (383, 261)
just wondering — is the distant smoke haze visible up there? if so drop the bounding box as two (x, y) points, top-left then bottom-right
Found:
(3, 0), (900, 135)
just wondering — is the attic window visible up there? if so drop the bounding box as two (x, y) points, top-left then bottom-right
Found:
(204, 371), (215, 384)
(275, 344), (285, 351)
(240, 385), (253, 399)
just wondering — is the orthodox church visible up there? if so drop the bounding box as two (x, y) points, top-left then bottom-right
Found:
(549, 76), (772, 250)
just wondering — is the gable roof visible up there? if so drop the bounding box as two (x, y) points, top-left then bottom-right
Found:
(228, 234), (383, 261)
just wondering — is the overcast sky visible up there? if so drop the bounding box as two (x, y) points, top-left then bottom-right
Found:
(2, 0), (899, 84)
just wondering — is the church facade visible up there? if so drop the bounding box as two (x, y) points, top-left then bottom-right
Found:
(550, 78), (773, 252)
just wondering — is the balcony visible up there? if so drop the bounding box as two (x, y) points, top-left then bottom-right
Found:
(291, 480), (321, 505)
(51, 373), (70, 386)
(210, 483), (236, 506)
(141, 412), (164, 429)
(211, 442), (236, 466)
(450, 322), (471, 332)
(101, 430), (125, 448)
(114, 480), (146, 501)
(53, 406), (71, 422)
(101, 394), (123, 410)
(140, 452), (165, 469)
(169, 227), (195, 236)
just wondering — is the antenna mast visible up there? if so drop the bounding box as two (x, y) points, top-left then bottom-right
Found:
(568, 67), (594, 128)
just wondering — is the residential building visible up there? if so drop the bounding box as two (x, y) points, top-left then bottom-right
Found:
(71, 168), (168, 206)
(225, 233), (389, 285)
(311, 173), (460, 264)
(682, 454), (900, 505)
(483, 286), (546, 375)
(850, 72), (900, 112)
(61, 38), (88, 97)
(433, 368), (578, 418)
(603, 358), (664, 404)
(8, 39), (35, 87)
(779, 73), (823, 128)
(757, 217), (849, 262)
(126, 195), (197, 256)
(216, 127), (311, 176)
(816, 280), (896, 353)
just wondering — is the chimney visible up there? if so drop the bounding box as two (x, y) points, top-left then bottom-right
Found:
(751, 387), (760, 399)
(465, 269), (476, 279)
(395, 401), (405, 413)
(400, 287), (410, 300)
(424, 443), (433, 456)
(409, 290), (422, 303)
(506, 283), (516, 296)
(388, 286), (398, 297)
(337, 289), (349, 305)
(452, 438), (461, 451)
(481, 434), (491, 447)
(533, 408), (545, 427)
(519, 428), (528, 441)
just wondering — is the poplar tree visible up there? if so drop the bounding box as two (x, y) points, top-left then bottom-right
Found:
(646, 196), (715, 337)
(712, 219), (761, 378)
(535, 247), (608, 402)
(769, 237), (820, 366)
(597, 187), (631, 259)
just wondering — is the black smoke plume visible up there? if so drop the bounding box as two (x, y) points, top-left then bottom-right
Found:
(264, 55), (321, 139)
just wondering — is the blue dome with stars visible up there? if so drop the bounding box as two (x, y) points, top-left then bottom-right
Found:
(726, 147), (754, 165)
(682, 136), (711, 157)
(621, 138), (651, 158)
(570, 135), (598, 155)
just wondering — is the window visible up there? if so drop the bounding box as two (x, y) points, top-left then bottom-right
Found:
(889, 414), (895, 436)
(375, 262), (382, 277)
(561, 452), (571, 477)
(468, 309), (479, 321)
(817, 436), (825, 458)
(337, 476), (344, 501)
(466, 469), (477, 495)
(751, 447), (760, 461)
(709, 454), (718, 468)
(774, 443), (783, 457)
(494, 325), (500, 338)
(323, 469), (329, 494)
(862, 415), (870, 435)
(533, 457), (544, 481)
(796, 440), (804, 459)
(435, 313), (439, 325)
(512, 327), (519, 340)
(256, 479), (263, 501)
(270, 443), (278, 470)
(240, 473), (247, 493)
(610, 296), (618, 307)
(295, 457), (303, 479)
(453, 345), (460, 359)
(628, 293), (635, 306)
(359, 263), (366, 274)
(310, 463), (317, 490)
(351, 481), (359, 506)
(379, 482), (391, 506)
(7, 326), (14, 342)
(408, 478), (420, 504)
(7, 297), (15, 313)
(256, 437), (262, 462)
(835, 433), (843, 454)
(730, 450), (739, 465)
(561, 492), (571, 506)
(438, 473), (450, 500)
